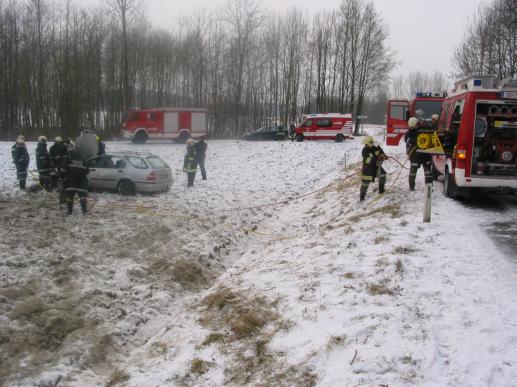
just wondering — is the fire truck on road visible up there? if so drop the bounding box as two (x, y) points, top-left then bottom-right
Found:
(432, 75), (517, 197)
(122, 108), (207, 144)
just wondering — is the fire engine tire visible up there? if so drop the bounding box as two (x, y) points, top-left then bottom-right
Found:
(335, 134), (345, 143)
(444, 168), (457, 199)
(133, 131), (148, 144)
(118, 179), (136, 196)
(295, 134), (304, 142)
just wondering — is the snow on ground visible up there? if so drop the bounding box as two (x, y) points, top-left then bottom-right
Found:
(1, 129), (517, 386)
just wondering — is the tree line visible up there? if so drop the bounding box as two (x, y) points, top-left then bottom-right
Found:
(0, 0), (395, 140)
(454, 0), (516, 79)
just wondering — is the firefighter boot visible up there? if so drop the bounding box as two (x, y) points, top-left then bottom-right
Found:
(379, 184), (385, 194)
(67, 200), (73, 215)
(80, 198), (88, 214)
(19, 179), (26, 189)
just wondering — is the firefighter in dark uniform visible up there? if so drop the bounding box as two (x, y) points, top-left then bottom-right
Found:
(183, 138), (198, 187)
(405, 117), (433, 191)
(194, 137), (208, 180)
(11, 136), (30, 190)
(49, 136), (69, 200)
(97, 136), (106, 155)
(62, 144), (89, 214)
(35, 136), (53, 191)
(431, 114), (439, 131)
(360, 136), (387, 201)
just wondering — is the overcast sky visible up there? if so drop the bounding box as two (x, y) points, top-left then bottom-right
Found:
(106, 0), (486, 79)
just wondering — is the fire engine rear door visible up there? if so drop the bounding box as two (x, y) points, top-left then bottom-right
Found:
(386, 99), (409, 146)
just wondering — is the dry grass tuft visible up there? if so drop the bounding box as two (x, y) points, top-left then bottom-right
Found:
(190, 358), (211, 375)
(231, 310), (267, 338)
(202, 333), (225, 346)
(395, 258), (404, 274)
(342, 272), (355, 279)
(150, 258), (212, 290)
(202, 286), (239, 310)
(326, 334), (347, 351)
(367, 282), (395, 296)
(106, 369), (129, 387)
(394, 246), (418, 255)
(347, 203), (402, 224)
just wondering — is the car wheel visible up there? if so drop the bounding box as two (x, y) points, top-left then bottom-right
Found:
(444, 168), (456, 199)
(335, 134), (345, 143)
(118, 179), (136, 196)
(133, 131), (148, 144)
(295, 134), (304, 142)
(276, 133), (285, 141)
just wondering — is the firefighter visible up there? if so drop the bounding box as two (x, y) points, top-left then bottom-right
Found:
(405, 117), (433, 191)
(431, 114), (440, 131)
(288, 122), (296, 139)
(97, 135), (106, 155)
(183, 138), (198, 187)
(62, 144), (89, 215)
(360, 136), (387, 201)
(194, 137), (208, 180)
(50, 136), (70, 202)
(35, 136), (53, 191)
(11, 136), (30, 190)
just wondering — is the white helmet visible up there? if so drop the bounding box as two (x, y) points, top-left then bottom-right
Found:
(408, 117), (419, 128)
(38, 136), (47, 142)
(362, 136), (374, 145)
(186, 138), (195, 145)
(16, 138), (25, 145)
(54, 136), (63, 142)
(431, 114), (439, 120)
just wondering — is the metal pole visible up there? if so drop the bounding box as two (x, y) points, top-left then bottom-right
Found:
(423, 183), (432, 222)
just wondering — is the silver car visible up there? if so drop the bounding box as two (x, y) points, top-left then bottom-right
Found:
(85, 152), (172, 195)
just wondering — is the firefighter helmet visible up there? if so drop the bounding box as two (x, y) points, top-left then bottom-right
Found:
(431, 114), (439, 121)
(54, 136), (62, 142)
(38, 136), (47, 143)
(186, 138), (195, 145)
(362, 136), (374, 145)
(16, 138), (25, 145)
(408, 117), (419, 128)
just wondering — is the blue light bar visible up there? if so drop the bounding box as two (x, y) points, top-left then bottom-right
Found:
(473, 79), (482, 86)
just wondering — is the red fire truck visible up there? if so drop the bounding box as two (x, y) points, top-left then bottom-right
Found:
(431, 75), (517, 197)
(122, 108), (208, 143)
(385, 92), (446, 146)
(294, 113), (354, 142)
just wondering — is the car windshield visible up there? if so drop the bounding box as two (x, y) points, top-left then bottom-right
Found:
(126, 156), (148, 169)
(414, 100), (442, 119)
(147, 156), (168, 169)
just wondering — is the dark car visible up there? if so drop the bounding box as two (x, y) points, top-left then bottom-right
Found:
(243, 125), (286, 141)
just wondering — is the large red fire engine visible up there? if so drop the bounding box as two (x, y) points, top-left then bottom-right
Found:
(431, 75), (517, 197)
(122, 108), (207, 143)
(385, 92), (446, 146)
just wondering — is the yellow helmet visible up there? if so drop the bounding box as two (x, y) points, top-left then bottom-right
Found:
(362, 136), (374, 145)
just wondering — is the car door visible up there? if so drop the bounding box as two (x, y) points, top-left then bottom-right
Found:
(386, 99), (409, 146)
(85, 156), (104, 189)
(97, 156), (127, 190)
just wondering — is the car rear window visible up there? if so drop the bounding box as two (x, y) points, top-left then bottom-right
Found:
(146, 156), (168, 169)
(126, 156), (148, 169)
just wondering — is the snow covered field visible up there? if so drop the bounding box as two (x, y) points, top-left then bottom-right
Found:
(1, 129), (517, 386)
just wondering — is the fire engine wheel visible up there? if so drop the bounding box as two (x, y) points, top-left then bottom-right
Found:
(118, 179), (136, 196)
(444, 168), (457, 199)
(335, 134), (345, 143)
(295, 134), (304, 142)
(133, 131), (148, 144)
